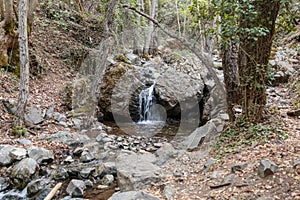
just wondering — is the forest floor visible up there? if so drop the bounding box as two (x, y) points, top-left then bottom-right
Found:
(1, 4), (300, 200)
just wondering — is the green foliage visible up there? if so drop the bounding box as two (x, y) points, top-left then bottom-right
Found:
(12, 126), (27, 136)
(213, 119), (288, 158)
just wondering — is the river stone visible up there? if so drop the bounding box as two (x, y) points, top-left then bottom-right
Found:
(80, 149), (95, 163)
(27, 146), (54, 164)
(0, 145), (14, 166)
(116, 151), (162, 191)
(108, 191), (160, 200)
(27, 178), (49, 197)
(155, 143), (178, 165)
(181, 121), (217, 151)
(79, 167), (95, 179)
(53, 167), (69, 180)
(11, 158), (39, 188)
(46, 131), (90, 147)
(0, 193), (28, 200)
(25, 106), (44, 125)
(45, 106), (54, 119)
(93, 162), (117, 178)
(258, 158), (278, 178)
(17, 138), (32, 145)
(9, 147), (27, 161)
(66, 179), (86, 198)
(0, 177), (10, 191)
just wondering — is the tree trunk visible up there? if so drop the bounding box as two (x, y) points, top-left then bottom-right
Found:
(238, 0), (280, 122)
(144, 0), (157, 54)
(222, 40), (240, 121)
(15, 0), (29, 126)
(133, 0), (143, 55)
(4, 0), (14, 34)
(0, 0), (4, 21)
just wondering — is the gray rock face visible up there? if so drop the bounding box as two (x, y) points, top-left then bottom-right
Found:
(258, 158), (278, 178)
(11, 158), (39, 188)
(181, 121), (217, 151)
(0, 145), (14, 166)
(66, 179), (86, 198)
(46, 131), (90, 147)
(116, 151), (162, 191)
(27, 146), (54, 164)
(25, 106), (44, 125)
(80, 149), (95, 163)
(9, 147), (27, 161)
(108, 191), (160, 200)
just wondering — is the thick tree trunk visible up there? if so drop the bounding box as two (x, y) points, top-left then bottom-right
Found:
(133, 0), (143, 55)
(15, 0), (29, 126)
(222, 40), (240, 121)
(238, 0), (280, 122)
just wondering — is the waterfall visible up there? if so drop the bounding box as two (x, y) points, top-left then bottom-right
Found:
(138, 83), (163, 123)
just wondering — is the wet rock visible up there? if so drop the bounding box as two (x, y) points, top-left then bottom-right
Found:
(0, 193), (27, 200)
(66, 179), (86, 198)
(108, 191), (160, 200)
(258, 158), (278, 178)
(25, 106), (44, 125)
(27, 146), (54, 164)
(101, 174), (114, 185)
(0, 177), (10, 191)
(11, 158), (39, 188)
(26, 178), (49, 197)
(181, 121), (217, 151)
(0, 145), (14, 166)
(9, 147), (27, 161)
(116, 151), (161, 191)
(46, 131), (90, 147)
(155, 143), (178, 165)
(163, 185), (176, 200)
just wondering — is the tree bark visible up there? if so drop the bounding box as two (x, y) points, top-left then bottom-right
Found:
(0, 0), (4, 21)
(222, 40), (240, 121)
(238, 0), (280, 122)
(144, 0), (158, 54)
(4, 0), (13, 24)
(104, 0), (117, 34)
(15, 0), (29, 126)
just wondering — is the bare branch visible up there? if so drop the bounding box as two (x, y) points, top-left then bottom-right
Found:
(122, 4), (226, 112)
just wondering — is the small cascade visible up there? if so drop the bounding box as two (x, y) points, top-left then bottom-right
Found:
(138, 83), (163, 123)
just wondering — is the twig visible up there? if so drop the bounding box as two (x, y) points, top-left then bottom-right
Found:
(44, 182), (62, 200)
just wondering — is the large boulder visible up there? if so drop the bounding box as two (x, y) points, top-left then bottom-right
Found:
(116, 151), (162, 191)
(98, 53), (209, 124)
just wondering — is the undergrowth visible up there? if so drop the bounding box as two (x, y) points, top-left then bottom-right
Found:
(213, 117), (288, 159)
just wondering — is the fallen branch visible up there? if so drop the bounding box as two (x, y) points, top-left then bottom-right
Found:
(44, 182), (62, 200)
(122, 4), (226, 108)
